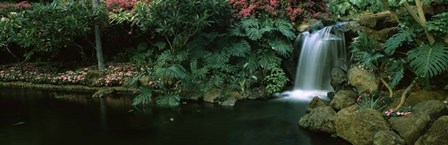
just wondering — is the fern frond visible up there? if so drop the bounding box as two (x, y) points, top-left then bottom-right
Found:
(224, 39), (250, 57)
(258, 51), (281, 69)
(155, 92), (180, 107)
(408, 43), (448, 78)
(385, 59), (405, 88)
(427, 12), (448, 34)
(268, 38), (293, 57)
(132, 87), (152, 106)
(274, 19), (295, 40)
(244, 54), (259, 73)
(228, 23), (245, 37)
(384, 29), (414, 55)
(154, 64), (188, 79)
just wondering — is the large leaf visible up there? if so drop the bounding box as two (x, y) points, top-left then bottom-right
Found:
(268, 38), (293, 57)
(155, 92), (180, 107)
(274, 19), (295, 40)
(132, 87), (153, 106)
(385, 59), (405, 88)
(225, 39), (250, 57)
(408, 43), (448, 78)
(384, 29), (414, 56)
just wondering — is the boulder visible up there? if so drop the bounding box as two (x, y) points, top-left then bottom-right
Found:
(138, 75), (151, 87)
(330, 90), (356, 111)
(204, 88), (222, 103)
(413, 100), (448, 121)
(220, 97), (237, 107)
(299, 106), (337, 133)
(348, 65), (379, 93)
(306, 96), (328, 112)
(374, 130), (405, 145)
(358, 11), (397, 29)
(389, 114), (430, 145)
(335, 108), (390, 145)
(330, 67), (347, 90)
(415, 116), (448, 145)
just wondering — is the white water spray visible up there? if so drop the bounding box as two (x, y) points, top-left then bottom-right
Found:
(284, 25), (346, 101)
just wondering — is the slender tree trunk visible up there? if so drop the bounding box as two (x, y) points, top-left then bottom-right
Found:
(92, 0), (105, 70)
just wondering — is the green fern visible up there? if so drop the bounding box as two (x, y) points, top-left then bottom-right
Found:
(268, 38), (293, 57)
(154, 65), (188, 79)
(427, 12), (448, 34)
(385, 59), (405, 88)
(384, 28), (414, 56)
(274, 19), (295, 40)
(132, 87), (153, 106)
(265, 66), (288, 94)
(224, 39), (251, 57)
(258, 50), (281, 69)
(407, 43), (448, 78)
(351, 31), (383, 68)
(155, 92), (180, 107)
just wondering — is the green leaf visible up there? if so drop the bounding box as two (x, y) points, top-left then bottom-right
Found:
(268, 38), (293, 57)
(385, 59), (405, 88)
(132, 87), (152, 106)
(274, 19), (295, 40)
(384, 28), (414, 56)
(156, 92), (180, 107)
(225, 39), (250, 57)
(408, 43), (448, 78)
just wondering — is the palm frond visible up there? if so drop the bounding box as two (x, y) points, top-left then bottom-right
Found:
(408, 43), (448, 78)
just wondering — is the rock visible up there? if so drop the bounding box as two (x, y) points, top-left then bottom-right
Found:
(413, 100), (448, 121)
(220, 97), (237, 107)
(138, 75), (151, 87)
(358, 11), (397, 29)
(203, 88), (222, 103)
(361, 26), (397, 42)
(295, 19), (323, 32)
(330, 67), (347, 90)
(389, 114), (430, 145)
(374, 130), (405, 145)
(330, 90), (356, 111)
(306, 96), (328, 112)
(415, 116), (448, 145)
(299, 106), (337, 133)
(348, 65), (379, 93)
(335, 108), (390, 145)
(92, 88), (116, 98)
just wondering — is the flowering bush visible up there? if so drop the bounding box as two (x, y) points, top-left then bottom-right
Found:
(94, 63), (141, 86)
(0, 63), (146, 87)
(229, 0), (330, 22)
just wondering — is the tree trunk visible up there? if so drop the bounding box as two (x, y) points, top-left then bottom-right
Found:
(92, 0), (105, 70)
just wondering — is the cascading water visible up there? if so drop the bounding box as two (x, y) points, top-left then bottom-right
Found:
(284, 25), (347, 101)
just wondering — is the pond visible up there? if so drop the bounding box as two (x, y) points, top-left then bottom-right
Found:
(0, 87), (349, 145)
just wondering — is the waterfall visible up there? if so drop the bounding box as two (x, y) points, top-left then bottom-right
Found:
(284, 25), (346, 100)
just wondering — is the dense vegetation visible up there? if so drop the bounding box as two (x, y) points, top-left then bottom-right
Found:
(0, 0), (330, 107)
(1, 0), (447, 109)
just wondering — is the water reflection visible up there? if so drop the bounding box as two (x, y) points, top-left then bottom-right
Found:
(0, 87), (349, 145)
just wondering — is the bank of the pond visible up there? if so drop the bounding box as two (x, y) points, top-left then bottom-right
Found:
(0, 81), (138, 96)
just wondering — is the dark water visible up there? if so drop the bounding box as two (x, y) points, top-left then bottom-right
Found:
(0, 87), (349, 145)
